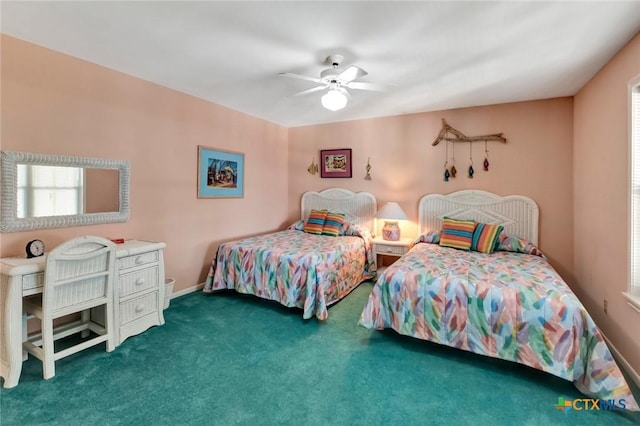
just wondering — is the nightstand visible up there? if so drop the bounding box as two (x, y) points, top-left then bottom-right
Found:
(373, 237), (413, 271)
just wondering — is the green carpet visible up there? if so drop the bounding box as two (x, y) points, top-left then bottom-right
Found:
(2, 281), (639, 425)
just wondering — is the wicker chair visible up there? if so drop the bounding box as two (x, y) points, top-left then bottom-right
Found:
(23, 236), (116, 380)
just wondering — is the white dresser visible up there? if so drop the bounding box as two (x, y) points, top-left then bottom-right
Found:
(113, 240), (166, 345)
(0, 239), (166, 388)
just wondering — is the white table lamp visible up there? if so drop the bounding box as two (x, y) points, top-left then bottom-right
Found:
(377, 202), (408, 241)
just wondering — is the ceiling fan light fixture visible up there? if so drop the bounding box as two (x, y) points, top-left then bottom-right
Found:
(321, 89), (347, 111)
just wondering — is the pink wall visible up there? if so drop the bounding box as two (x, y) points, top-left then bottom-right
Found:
(574, 32), (640, 373)
(288, 99), (575, 282)
(0, 35), (289, 292)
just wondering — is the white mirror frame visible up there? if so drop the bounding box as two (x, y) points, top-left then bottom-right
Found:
(0, 151), (130, 232)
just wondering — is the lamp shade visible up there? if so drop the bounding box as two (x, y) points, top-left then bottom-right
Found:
(321, 89), (348, 111)
(376, 202), (408, 221)
(377, 202), (408, 241)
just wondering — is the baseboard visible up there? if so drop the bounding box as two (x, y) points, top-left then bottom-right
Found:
(168, 282), (205, 300)
(603, 334), (640, 388)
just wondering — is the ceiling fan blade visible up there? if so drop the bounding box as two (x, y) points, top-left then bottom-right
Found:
(279, 72), (323, 84)
(292, 86), (328, 97)
(338, 66), (367, 82)
(345, 81), (392, 92)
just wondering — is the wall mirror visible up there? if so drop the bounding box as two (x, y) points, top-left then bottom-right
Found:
(1, 151), (130, 232)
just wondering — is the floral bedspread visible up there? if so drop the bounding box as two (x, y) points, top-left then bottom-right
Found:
(359, 242), (638, 410)
(204, 229), (376, 320)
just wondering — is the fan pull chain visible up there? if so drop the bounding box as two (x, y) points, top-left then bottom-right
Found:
(483, 140), (490, 171)
(468, 140), (474, 178)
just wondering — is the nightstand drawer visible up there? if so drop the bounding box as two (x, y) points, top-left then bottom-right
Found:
(375, 244), (408, 255)
(118, 251), (159, 270)
(119, 291), (159, 325)
(119, 266), (160, 297)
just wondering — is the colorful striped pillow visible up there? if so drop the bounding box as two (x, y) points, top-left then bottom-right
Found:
(322, 212), (345, 237)
(439, 217), (476, 250)
(471, 223), (504, 254)
(303, 209), (328, 234)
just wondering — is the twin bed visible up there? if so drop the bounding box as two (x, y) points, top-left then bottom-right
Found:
(203, 188), (638, 409)
(203, 188), (377, 320)
(359, 190), (638, 409)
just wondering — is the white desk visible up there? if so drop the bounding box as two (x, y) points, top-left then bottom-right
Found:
(0, 239), (166, 388)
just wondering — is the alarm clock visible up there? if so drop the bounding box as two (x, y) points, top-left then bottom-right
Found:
(26, 239), (45, 258)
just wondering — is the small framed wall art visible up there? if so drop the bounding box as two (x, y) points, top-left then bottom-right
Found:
(320, 148), (352, 178)
(197, 146), (244, 198)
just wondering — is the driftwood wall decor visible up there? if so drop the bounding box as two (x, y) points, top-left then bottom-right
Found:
(434, 119), (506, 181)
(432, 119), (507, 146)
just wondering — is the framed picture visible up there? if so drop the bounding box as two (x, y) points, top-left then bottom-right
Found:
(197, 146), (244, 198)
(320, 148), (352, 178)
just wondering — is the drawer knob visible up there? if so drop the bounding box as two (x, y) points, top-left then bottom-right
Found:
(135, 256), (144, 265)
(135, 304), (145, 313)
(135, 277), (145, 286)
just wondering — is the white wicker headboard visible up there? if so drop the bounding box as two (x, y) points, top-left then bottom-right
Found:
(301, 188), (377, 232)
(418, 190), (539, 245)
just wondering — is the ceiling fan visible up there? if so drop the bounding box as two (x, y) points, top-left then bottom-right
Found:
(279, 54), (391, 111)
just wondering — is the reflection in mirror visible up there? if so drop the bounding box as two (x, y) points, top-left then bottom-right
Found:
(17, 165), (120, 218)
(85, 168), (119, 213)
(1, 151), (129, 232)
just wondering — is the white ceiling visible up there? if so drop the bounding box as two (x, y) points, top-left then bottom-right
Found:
(2, 1), (640, 128)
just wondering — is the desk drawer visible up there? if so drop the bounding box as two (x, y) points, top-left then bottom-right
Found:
(118, 251), (159, 270)
(119, 291), (159, 325)
(22, 272), (44, 292)
(119, 266), (159, 297)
